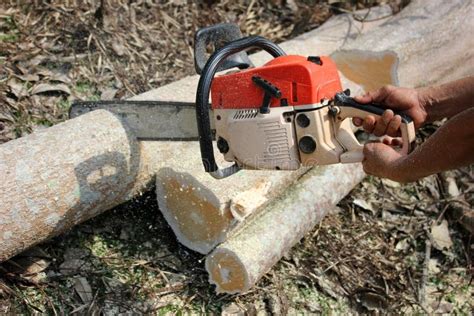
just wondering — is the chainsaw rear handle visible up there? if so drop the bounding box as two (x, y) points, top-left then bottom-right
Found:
(196, 36), (286, 179)
(333, 92), (416, 162)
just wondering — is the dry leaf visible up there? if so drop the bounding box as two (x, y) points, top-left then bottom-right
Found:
(112, 41), (126, 56)
(7, 79), (29, 98)
(14, 73), (40, 82)
(0, 112), (15, 123)
(352, 198), (374, 213)
(355, 290), (388, 311)
(395, 238), (410, 252)
(221, 302), (245, 316)
(30, 83), (71, 95)
(74, 277), (93, 304)
(428, 258), (440, 274)
(446, 177), (460, 197)
(49, 73), (71, 84)
(59, 258), (87, 275)
(2, 247), (50, 284)
(430, 220), (453, 250)
(100, 88), (118, 100)
(433, 301), (454, 314)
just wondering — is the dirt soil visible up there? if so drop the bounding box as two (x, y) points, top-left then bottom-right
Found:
(0, 0), (472, 314)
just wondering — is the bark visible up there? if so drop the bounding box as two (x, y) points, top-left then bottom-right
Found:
(205, 0), (474, 293)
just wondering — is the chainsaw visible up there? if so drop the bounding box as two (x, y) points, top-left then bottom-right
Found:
(70, 23), (415, 179)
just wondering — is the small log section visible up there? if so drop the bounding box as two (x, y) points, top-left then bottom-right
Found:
(205, 0), (474, 293)
(206, 165), (364, 293)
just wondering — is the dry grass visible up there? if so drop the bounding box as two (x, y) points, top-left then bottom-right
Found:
(1, 0), (472, 314)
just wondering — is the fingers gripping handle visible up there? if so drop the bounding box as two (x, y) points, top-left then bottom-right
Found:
(333, 92), (416, 163)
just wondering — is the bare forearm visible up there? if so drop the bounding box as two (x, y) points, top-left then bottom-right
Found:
(419, 76), (474, 122)
(397, 108), (474, 181)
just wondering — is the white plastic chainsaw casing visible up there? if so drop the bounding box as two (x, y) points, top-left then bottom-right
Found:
(214, 107), (300, 170)
(213, 103), (366, 170)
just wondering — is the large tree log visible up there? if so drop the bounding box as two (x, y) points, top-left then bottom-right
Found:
(143, 6), (395, 254)
(205, 0), (474, 293)
(0, 111), (143, 262)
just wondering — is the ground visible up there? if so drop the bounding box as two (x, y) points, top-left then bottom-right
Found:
(0, 1), (472, 314)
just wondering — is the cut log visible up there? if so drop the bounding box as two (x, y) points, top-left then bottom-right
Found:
(0, 111), (144, 262)
(206, 0), (474, 293)
(147, 5), (396, 254)
(206, 164), (364, 293)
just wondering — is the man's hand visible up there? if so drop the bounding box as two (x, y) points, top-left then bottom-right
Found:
(362, 140), (413, 183)
(362, 108), (474, 183)
(352, 85), (428, 136)
(353, 78), (474, 183)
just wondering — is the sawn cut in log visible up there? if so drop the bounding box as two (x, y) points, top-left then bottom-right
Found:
(205, 0), (474, 293)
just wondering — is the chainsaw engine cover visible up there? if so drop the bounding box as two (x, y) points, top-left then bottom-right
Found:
(210, 55), (343, 170)
(211, 55), (342, 109)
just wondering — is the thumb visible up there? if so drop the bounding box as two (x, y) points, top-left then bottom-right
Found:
(354, 92), (372, 104)
(355, 85), (394, 104)
(363, 142), (387, 162)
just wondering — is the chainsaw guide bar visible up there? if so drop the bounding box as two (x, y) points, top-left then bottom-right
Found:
(70, 100), (206, 141)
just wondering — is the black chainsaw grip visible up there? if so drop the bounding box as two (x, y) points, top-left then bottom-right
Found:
(334, 92), (413, 124)
(196, 36), (286, 173)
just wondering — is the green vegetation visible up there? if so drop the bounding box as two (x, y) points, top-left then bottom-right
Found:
(0, 33), (18, 42)
(1, 15), (19, 43)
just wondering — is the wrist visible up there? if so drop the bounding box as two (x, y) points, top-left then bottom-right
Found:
(416, 87), (434, 123)
(389, 154), (419, 183)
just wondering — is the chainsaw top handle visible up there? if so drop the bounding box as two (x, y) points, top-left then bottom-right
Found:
(194, 23), (253, 75)
(195, 36), (286, 179)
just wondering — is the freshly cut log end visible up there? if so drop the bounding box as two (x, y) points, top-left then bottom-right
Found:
(156, 168), (234, 254)
(331, 50), (399, 93)
(205, 249), (249, 294)
(154, 158), (309, 254)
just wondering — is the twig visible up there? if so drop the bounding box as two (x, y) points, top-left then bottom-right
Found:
(321, 4), (395, 23)
(419, 237), (431, 312)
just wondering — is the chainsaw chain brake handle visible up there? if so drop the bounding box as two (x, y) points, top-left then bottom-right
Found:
(332, 92), (416, 163)
(196, 35), (286, 179)
(194, 23), (254, 75)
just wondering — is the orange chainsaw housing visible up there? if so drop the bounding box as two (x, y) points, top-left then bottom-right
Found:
(211, 55), (342, 109)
